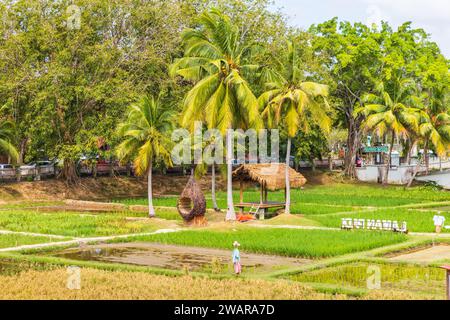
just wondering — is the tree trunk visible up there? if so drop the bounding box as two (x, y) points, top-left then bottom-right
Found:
(225, 130), (236, 221)
(344, 121), (360, 178)
(328, 155), (333, 171)
(285, 137), (292, 215)
(406, 138), (416, 165)
(424, 139), (430, 175)
(18, 138), (28, 165)
(310, 156), (316, 172)
(62, 159), (78, 185)
(383, 132), (395, 186)
(148, 159), (156, 218)
(211, 165), (220, 212)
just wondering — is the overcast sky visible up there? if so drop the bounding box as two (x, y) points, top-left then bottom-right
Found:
(270, 0), (450, 58)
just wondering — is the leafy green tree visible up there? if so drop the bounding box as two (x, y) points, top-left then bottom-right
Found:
(259, 40), (331, 214)
(116, 95), (173, 217)
(171, 9), (262, 221)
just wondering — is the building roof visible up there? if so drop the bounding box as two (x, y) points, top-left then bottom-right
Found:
(233, 163), (307, 191)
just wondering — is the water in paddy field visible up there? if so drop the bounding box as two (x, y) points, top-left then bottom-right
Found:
(46, 242), (309, 273)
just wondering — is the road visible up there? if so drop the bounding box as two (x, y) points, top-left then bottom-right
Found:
(416, 170), (450, 189)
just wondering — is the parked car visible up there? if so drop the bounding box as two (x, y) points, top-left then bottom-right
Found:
(19, 160), (57, 178)
(0, 164), (16, 181)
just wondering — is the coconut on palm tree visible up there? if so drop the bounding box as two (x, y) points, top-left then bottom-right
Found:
(116, 95), (173, 218)
(358, 80), (420, 185)
(258, 40), (331, 214)
(170, 9), (262, 221)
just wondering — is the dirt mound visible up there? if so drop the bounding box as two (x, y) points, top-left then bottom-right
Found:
(0, 175), (226, 202)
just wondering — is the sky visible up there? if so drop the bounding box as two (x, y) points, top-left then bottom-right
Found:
(270, 0), (450, 58)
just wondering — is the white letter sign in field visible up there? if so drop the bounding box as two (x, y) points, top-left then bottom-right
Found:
(341, 218), (408, 233)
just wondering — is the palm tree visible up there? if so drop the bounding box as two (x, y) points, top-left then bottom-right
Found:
(259, 40), (331, 214)
(418, 86), (450, 173)
(359, 80), (419, 185)
(116, 95), (173, 218)
(0, 106), (19, 163)
(170, 9), (262, 221)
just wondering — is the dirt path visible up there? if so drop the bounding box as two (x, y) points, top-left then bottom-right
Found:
(389, 245), (450, 263)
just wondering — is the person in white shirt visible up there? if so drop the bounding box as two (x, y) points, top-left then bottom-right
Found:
(433, 212), (446, 234)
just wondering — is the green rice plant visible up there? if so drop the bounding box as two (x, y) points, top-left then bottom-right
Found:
(0, 210), (162, 237)
(291, 262), (445, 297)
(114, 184), (449, 215)
(0, 233), (69, 249)
(113, 227), (408, 259)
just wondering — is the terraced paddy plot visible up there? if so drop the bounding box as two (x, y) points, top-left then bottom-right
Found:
(310, 208), (450, 233)
(115, 228), (408, 259)
(0, 210), (167, 237)
(0, 233), (68, 249)
(50, 242), (310, 274)
(291, 262), (446, 298)
(115, 184), (449, 215)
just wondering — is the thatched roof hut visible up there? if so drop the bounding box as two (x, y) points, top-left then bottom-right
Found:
(232, 164), (307, 213)
(233, 163), (307, 191)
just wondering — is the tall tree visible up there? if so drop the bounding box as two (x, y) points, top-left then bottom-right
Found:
(171, 9), (262, 221)
(116, 95), (173, 217)
(259, 40), (331, 214)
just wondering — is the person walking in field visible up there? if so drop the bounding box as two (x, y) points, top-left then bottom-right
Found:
(232, 241), (241, 275)
(433, 212), (446, 234)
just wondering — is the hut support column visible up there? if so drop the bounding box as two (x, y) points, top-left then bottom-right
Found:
(239, 179), (244, 214)
(260, 183), (264, 204)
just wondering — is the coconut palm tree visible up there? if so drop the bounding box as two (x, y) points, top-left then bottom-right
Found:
(170, 9), (262, 221)
(0, 106), (18, 163)
(116, 95), (173, 218)
(258, 40), (331, 214)
(417, 86), (450, 173)
(359, 80), (420, 185)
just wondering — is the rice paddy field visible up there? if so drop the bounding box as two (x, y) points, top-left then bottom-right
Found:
(0, 182), (449, 300)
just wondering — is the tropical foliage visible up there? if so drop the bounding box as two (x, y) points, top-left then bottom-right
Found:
(259, 40), (331, 213)
(116, 95), (173, 217)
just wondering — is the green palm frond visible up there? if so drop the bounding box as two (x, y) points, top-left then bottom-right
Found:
(0, 120), (18, 163)
(116, 94), (174, 177)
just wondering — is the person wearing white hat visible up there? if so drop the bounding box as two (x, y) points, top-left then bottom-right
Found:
(433, 212), (446, 234)
(232, 241), (241, 275)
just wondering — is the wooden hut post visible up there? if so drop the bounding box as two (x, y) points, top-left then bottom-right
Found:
(260, 183), (264, 204)
(239, 178), (244, 214)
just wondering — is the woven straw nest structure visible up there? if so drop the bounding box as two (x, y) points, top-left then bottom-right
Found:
(177, 176), (206, 222)
(233, 163), (307, 191)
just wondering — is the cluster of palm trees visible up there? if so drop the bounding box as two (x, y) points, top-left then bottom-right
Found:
(118, 9), (332, 218)
(358, 77), (449, 185)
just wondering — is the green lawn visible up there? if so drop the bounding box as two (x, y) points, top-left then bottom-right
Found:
(0, 210), (164, 237)
(0, 234), (68, 249)
(310, 208), (450, 233)
(113, 227), (408, 259)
